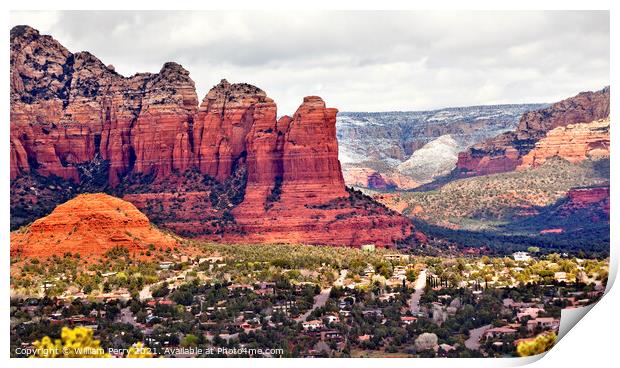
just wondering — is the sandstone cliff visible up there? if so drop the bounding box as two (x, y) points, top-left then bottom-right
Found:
(562, 185), (610, 218)
(518, 118), (610, 169)
(10, 26), (414, 248)
(10, 25), (199, 186)
(455, 87), (610, 176)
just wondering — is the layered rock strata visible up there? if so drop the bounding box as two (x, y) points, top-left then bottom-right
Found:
(518, 118), (610, 169)
(456, 87), (610, 176)
(10, 25), (414, 248)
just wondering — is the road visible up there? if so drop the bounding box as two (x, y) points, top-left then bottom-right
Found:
(139, 269), (190, 301)
(465, 324), (492, 350)
(408, 269), (427, 314)
(295, 270), (348, 322)
(139, 284), (153, 301)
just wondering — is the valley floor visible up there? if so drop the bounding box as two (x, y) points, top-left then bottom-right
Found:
(9, 242), (608, 358)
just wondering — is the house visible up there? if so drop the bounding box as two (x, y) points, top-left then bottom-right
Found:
(61, 290), (86, 300)
(239, 322), (252, 329)
(227, 284), (254, 292)
(517, 307), (543, 321)
(379, 292), (399, 302)
(512, 252), (531, 262)
(554, 272), (569, 282)
(383, 254), (410, 262)
(145, 315), (160, 324)
(255, 282), (276, 295)
(301, 350), (326, 358)
(272, 304), (292, 314)
(302, 320), (324, 331)
(435, 343), (456, 353)
(342, 280), (358, 290)
(257, 282), (276, 290)
(358, 334), (372, 342)
(362, 309), (383, 318)
(88, 309), (106, 318)
(527, 317), (559, 332)
(321, 330), (344, 341)
(199, 256), (224, 264)
(386, 276), (406, 287)
(503, 298), (517, 308)
(400, 316), (417, 325)
(483, 326), (518, 339)
(205, 306), (227, 313)
(333, 306), (348, 316)
(146, 298), (175, 307)
(576, 298), (591, 306)
(324, 314), (340, 324)
(394, 265), (407, 274)
(255, 288), (273, 296)
(159, 261), (175, 270)
(67, 315), (97, 325)
(320, 330), (344, 341)
(363, 264), (375, 277)
(361, 244), (376, 252)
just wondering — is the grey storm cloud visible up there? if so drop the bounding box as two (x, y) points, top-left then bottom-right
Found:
(10, 10), (609, 114)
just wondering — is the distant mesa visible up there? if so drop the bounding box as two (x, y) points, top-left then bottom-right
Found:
(10, 193), (178, 258)
(336, 103), (547, 189)
(517, 118), (610, 170)
(455, 87), (610, 177)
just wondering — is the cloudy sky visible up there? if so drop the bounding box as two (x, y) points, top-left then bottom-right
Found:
(10, 11), (609, 113)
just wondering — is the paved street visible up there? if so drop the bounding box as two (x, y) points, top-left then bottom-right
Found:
(296, 269), (348, 322)
(465, 324), (492, 350)
(408, 269), (427, 314)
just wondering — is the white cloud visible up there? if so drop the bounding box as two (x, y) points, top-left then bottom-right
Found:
(10, 10), (609, 113)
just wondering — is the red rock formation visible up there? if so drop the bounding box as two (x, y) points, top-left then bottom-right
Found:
(10, 193), (178, 258)
(193, 80), (275, 182)
(229, 96), (413, 247)
(456, 87), (610, 176)
(10, 26), (415, 248)
(10, 26), (198, 186)
(518, 118), (610, 169)
(540, 228), (564, 235)
(566, 186), (610, 209)
(282, 96), (345, 189)
(555, 185), (610, 222)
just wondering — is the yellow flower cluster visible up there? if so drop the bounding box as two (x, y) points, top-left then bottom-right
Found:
(516, 332), (557, 357)
(127, 342), (154, 358)
(31, 326), (110, 358)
